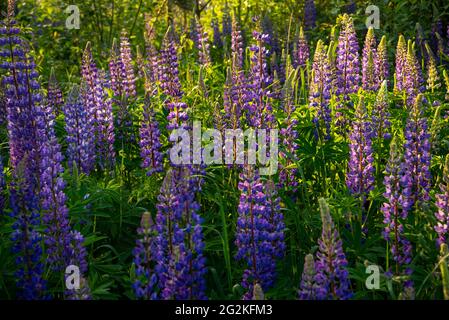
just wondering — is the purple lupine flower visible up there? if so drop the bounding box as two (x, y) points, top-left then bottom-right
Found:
(382, 137), (414, 288)
(372, 80), (391, 140)
(231, 17), (244, 71)
(119, 31), (136, 97)
(196, 20), (211, 66)
(435, 155), (449, 247)
(64, 85), (96, 174)
(81, 43), (116, 169)
(362, 27), (378, 91)
(222, 3), (232, 39)
(9, 179), (47, 300)
(235, 167), (278, 299)
(293, 27), (310, 70)
(245, 27), (274, 129)
(346, 96), (375, 198)
(0, 156), (5, 214)
(1, 11), (47, 299)
(430, 20), (443, 61)
(298, 254), (317, 300)
(309, 40), (333, 140)
(109, 38), (124, 97)
(376, 35), (389, 87)
(314, 198), (352, 300)
(304, 0), (317, 30)
(139, 99), (163, 176)
(335, 14), (360, 129)
(154, 169), (207, 300)
(212, 16), (223, 49)
(402, 94), (431, 209)
(65, 277), (91, 300)
(395, 35), (407, 92)
(143, 15), (160, 95)
(47, 68), (64, 115)
(279, 72), (299, 192)
(133, 212), (158, 300)
(403, 40), (424, 106)
(189, 18), (199, 49)
(261, 15), (279, 56)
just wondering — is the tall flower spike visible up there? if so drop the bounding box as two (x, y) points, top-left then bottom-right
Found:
(298, 254), (317, 300)
(154, 169), (207, 300)
(382, 137), (414, 289)
(376, 35), (389, 87)
(395, 35), (407, 92)
(139, 99), (163, 176)
(402, 94), (431, 210)
(47, 68), (64, 115)
(81, 42), (115, 169)
(246, 26), (274, 129)
(0, 10), (47, 298)
(346, 96), (375, 198)
(294, 26), (310, 70)
(362, 27), (378, 91)
(133, 212), (158, 300)
(314, 198), (352, 300)
(372, 80), (391, 140)
(119, 31), (136, 97)
(64, 85), (96, 174)
(309, 40), (333, 140)
(425, 44), (441, 93)
(335, 14), (360, 129)
(196, 19), (211, 66)
(304, 0), (317, 30)
(435, 155), (449, 247)
(404, 40), (423, 106)
(0, 156), (5, 214)
(279, 69), (299, 192)
(235, 167), (278, 299)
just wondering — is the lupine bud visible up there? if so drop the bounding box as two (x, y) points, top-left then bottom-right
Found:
(372, 80), (391, 140)
(362, 27), (378, 91)
(298, 254), (317, 300)
(376, 35), (389, 87)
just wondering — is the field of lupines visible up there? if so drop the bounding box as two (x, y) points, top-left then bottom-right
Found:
(1, 0), (449, 301)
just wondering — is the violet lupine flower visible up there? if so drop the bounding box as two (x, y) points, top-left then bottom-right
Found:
(231, 17), (244, 72)
(362, 27), (378, 91)
(402, 94), (431, 209)
(372, 80), (391, 140)
(189, 18), (199, 49)
(143, 16), (160, 95)
(279, 74), (299, 192)
(298, 254), (317, 300)
(314, 198), (352, 300)
(335, 14), (360, 129)
(139, 99), (163, 176)
(430, 20), (443, 61)
(395, 35), (407, 92)
(47, 68), (64, 115)
(119, 31), (136, 97)
(81, 43), (116, 169)
(221, 4), (232, 39)
(346, 96), (375, 198)
(293, 27), (310, 70)
(382, 137), (414, 288)
(65, 277), (91, 300)
(435, 155), (449, 247)
(153, 169), (207, 300)
(309, 40), (333, 140)
(0, 156), (4, 214)
(212, 16), (223, 49)
(262, 15), (279, 56)
(235, 167), (279, 299)
(196, 20), (211, 66)
(376, 35), (389, 87)
(304, 0), (317, 30)
(403, 40), (424, 106)
(64, 85), (96, 174)
(133, 212), (158, 300)
(246, 28), (274, 129)
(10, 179), (47, 300)
(109, 38), (125, 97)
